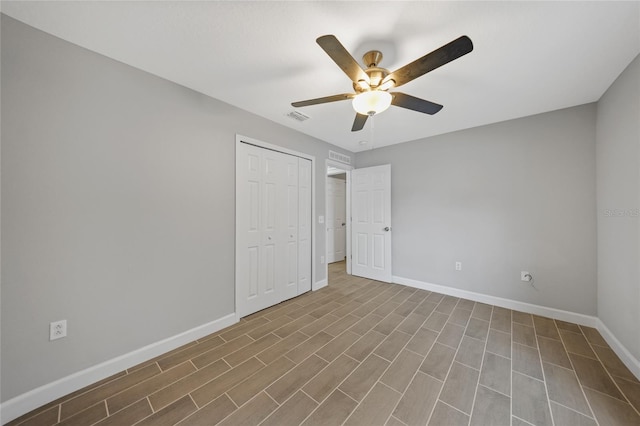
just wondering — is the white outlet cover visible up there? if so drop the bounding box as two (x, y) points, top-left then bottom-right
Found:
(50, 320), (67, 341)
(318, 215), (324, 224)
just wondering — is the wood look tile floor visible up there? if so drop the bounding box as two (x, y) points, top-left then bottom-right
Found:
(10, 262), (640, 426)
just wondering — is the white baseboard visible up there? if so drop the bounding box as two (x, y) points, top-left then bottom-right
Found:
(0, 313), (238, 425)
(392, 276), (598, 327)
(393, 275), (640, 381)
(314, 278), (328, 291)
(596, 319), (640, 380)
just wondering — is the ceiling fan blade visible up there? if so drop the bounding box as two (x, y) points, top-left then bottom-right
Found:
(317, 35), (369, 84)
(351, 113), (368, 132)
(292, 93), (354, 108)
(387, 36), (473, 88)
(391, 92), (443, 115)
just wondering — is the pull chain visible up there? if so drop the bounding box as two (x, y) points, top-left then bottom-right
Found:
(369, 113), (375, 150)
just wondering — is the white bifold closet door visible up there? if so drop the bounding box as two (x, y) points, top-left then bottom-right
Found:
(236, 142), (311, 318)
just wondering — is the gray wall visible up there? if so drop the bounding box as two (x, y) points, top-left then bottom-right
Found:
(356, 104), (598, 316)
(596, 54), (640, 361)
(0, 15), (350, 401)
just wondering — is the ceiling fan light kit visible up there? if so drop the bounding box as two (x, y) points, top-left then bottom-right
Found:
(352, 90), (392, 116)
(292, 34), (474, 132)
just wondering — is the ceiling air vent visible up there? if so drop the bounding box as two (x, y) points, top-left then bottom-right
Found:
(286, 111), (311, 122)
(329, 150), (351, 165)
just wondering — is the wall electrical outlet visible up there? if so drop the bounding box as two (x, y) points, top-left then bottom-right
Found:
(320, 255), (325, 264)
(455, 261), (462, 271)
(50, 320), (67, 341)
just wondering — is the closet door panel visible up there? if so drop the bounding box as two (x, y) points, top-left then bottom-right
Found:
(236, 142), (312, 317)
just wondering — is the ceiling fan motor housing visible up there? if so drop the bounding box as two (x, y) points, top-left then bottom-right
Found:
(353, 50), (391, 91)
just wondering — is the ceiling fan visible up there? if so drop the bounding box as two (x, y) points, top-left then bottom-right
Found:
(292, 34), (473, 131)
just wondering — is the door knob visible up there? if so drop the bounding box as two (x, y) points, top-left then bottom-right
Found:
(384, 227), (390, 232)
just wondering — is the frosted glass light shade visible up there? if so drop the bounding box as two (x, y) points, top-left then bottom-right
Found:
(352, 91), (392, 116)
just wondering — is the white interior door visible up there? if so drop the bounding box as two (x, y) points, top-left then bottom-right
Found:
(351, 164), (392, 282)
(236, 142), (312, 317)
(326, 178), (336, 263)
(326, 177), (346, 263)
(334, 179), (346, 262)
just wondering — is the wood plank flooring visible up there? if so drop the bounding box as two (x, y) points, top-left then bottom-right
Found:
(9, 262), (640, 425)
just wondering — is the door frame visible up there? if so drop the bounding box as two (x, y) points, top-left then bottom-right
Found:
(325, 159), (353, 278)
(235, 134), (317, 320)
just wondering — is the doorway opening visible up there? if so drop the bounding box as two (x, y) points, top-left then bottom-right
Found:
(325, 160), (352, 286)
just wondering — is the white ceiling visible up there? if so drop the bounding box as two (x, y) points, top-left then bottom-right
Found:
(3, 1), (639, 152)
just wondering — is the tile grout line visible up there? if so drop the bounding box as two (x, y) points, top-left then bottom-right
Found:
(256, 388), (311, 426)
(39, 369), (134, 424)
(144, 360), (220, 414)
(219, 332), (283, 369)
(510, 309), (514, 426)
(424, 299), (471, 424)
(466, 304), (495, 425)
(344, 293), (438, 426)
(262, 390), (280, 407)
(338, 348), (406, 425)
(581, 327), (640, 418)
(126, 397), (157, 426)
(265, 286), (400, 390)
(373, 382), (405, 426)
(533, 318), (557, 426)
(582, 384), (640, 406)
(263, 324), (371, 416)
(389, 415), (409, 426)
(307, 291), (430, 421)
(439, 399), (471, 418)
(91, 361), (188, 419)
(512, 414), (536, 426)
(477, 382), (511, 400)
(551, 397), (600, 421)
(557, 322), (601, 424)
(222, 333), (330, 424)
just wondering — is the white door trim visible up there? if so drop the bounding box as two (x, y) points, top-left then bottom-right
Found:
(325, 159), (353, 279)
(235, 135), (316, 318)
